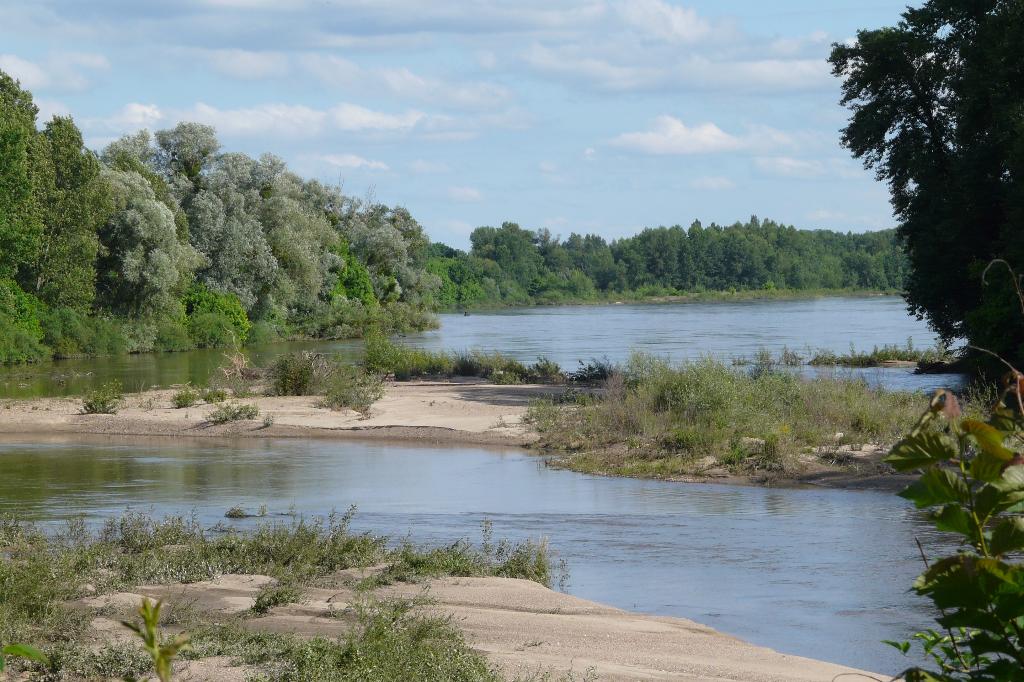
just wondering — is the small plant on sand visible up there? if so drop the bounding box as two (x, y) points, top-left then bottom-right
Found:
(224, 505), (247, 519)
(208, 402), (259, 425)
(171, 386), (199, 409)
(121, 599), (189, 682)
(268, 351), (334, 396)
(201, 388), (227, 403)
(82, 380), (123, 414)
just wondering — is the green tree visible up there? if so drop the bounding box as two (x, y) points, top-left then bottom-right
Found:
(0, 71), (41, 280)
(26, 117), (108, 310)
(830, 0), (1024, 364)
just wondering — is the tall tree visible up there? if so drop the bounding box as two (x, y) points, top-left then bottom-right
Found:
(830, 0), (1024, 362)
(0, 71), (41, 280)
(27, 117), (108, 310)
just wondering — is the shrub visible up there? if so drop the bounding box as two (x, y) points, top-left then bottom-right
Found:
(171, 387), (199, 409)
(153, 317), (192, 352)
(250, 582), (302, 615)
(528, 356), (564, 383)
(319, 366), (385, 414)
(182, 284), (251, 343)
(39, 308), (125, 358)
(885, 385), (1024, 680)
(202, 388), (227, 403)
(268, 351), (333, 396)
(82, 381), (123, 414)
(0, 280), (48, 365)
(187, 311), (238, 349)
(208, 402), (259, 424)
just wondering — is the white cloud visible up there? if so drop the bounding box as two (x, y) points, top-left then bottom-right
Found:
(690, 176), (734, 190)
(185, 102), (327, 137)
(448, 185), (483, 202)
(538, 160), (558, 174)
(409, 159), (451, 173)
(612, 116), (795, 156)
(318, 153), (389, 170)
(206, 49), (290, 80)
(110, 102), (164, 129)
(0, 51), (108, 92)
(34, 98), (70, 122)
(611, 116), (742, 154)
(583, 147), (597, 161)
(755, 156), (825, 178)
(617, 0), (711, 43)
(329, 102), (424, 131)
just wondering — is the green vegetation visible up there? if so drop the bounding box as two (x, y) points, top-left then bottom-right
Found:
(0, 511), (552, 681)
(831, 0), (1024, 370)
(0, 71), (440, 367)
(364, 334), (565, 384)
(427, 218), (906, 309)
(208, 402), (260, 424)
(202, 388), (227, 403)
(121, 599), (189, 682)
(318, 365), (386, 414)
(527, 353), (924, 479)
(81, 380), (124, 414)
(171, 386), (200, 408)
(808, 341), (953, 368)
(884, 382), (1024, 680)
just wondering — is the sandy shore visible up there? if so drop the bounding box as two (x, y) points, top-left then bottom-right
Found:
(0, 379), (558, 446)
(76, 571), (880, 682)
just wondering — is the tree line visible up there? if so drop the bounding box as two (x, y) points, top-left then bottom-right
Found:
(427, 219), (907, 307)
(1, 67), (909, 365)
(0, 70), (438, 364)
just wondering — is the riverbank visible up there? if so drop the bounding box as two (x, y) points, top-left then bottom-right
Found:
(0, 380), (553, 447)
(0, 512), (879, 681)
(0, 376), (919, 489)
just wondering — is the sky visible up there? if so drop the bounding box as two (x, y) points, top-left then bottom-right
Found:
(0, 0), (914, 249)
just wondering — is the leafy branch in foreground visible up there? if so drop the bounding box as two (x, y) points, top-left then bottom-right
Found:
(0, 642), (48, 676)
(121, 598), (189, 682)
(885, 378), (1024, 680)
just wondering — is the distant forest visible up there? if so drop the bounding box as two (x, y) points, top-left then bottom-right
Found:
(428, 219), (906, 307)
(1, 67), (907, 365)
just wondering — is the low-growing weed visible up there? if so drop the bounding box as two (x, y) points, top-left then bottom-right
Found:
(208, 402), (260, 424)
(82, 380), (123, 414)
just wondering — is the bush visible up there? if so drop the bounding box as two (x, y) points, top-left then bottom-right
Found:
(202, 388), (227, 403)
(153, 317), (193, 352)
(319, 366), (385, 414)
(82, 381), (123, 414)
(39, 308), (125, 358)
(182, 284), (251, 343)
(885, 386), (1024, 680)
(268, 352), (333, 396)
(208, 402), (260, 424)
(0, 280), (48, 364)
(171, 387), (200, 408)
(187, 311), (238, 349)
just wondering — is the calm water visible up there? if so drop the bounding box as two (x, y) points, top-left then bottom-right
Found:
(0, 435), (945, 674)
(0, 296), (960, 398)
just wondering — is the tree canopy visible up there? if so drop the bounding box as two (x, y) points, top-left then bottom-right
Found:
(830, 0), (1024, 364)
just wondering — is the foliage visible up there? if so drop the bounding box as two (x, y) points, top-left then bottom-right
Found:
(268, 351), (333, 396)
(172, 386), (200, 408)
(82, 381), (123, 414)
(0, 279), (47, 364)
(120, 598), (189, 682)
(428, 218), (907, 309)
(182, 283), (251, 345)
(202, 388), (227, 403)
(529, 353), (924, 479)
(0, 642), (48, 675)
(208, 402), (260, 424)
(318, 365), (385, 414)
(830, 1), (1024, 368)
(808, 340), (953, 368)
(883, 378), (1024, 680)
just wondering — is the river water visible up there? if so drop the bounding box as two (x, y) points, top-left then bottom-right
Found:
(0, 296), (961, 398)
(0, 434), (945, 674)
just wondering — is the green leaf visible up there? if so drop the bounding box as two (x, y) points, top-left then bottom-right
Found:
(972, 450), (1010, 483)
(1, 643), (48, 664)
(962, 419), (1014, 461)
(886, 432), (959, 471)
(933, 504), (974, 539)
(989, 517), (1024, 557)
(899, 467), (968, 508)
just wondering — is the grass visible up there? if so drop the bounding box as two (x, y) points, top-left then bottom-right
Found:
(808, 339), (953, 367)
(0, 511), (555, 681)
(526, 352), (930, 479)
(202, 388), (227, 403)
(364, 333), (566, 384)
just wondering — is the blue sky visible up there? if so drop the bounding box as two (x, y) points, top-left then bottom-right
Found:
(0, 0), (912, 248)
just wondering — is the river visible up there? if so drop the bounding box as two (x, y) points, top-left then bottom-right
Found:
(0, 296), (961, 398)
(0, 434), (945, 674)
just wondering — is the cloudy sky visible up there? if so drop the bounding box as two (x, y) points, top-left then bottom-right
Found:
(0, 0), (910, 248)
